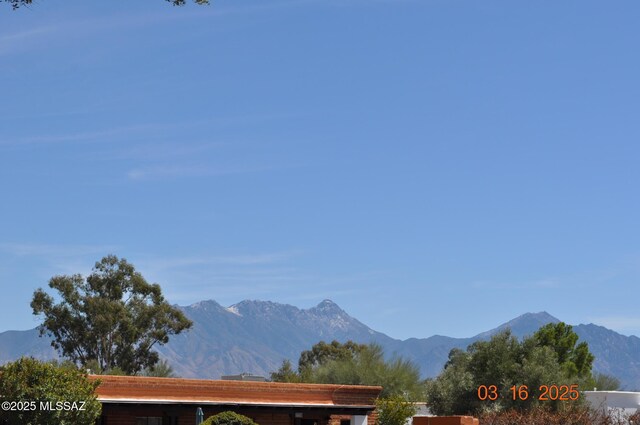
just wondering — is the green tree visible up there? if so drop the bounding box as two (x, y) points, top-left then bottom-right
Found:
(375, 394), (418, 425)
(269, 359), (301, 383)
(425, 325), (594, 416)
(424, 344), (476, 415)
(272, 340), (367, 382)
(4, 0), (208, 9)
(31, 255), (193, 375)
(271, 341), (423, 400)
(514, 345), (568, 412)
(298, 340), (368, 374)
(82, 359), (127, 376)
(0, 357), (102, 425)
(467, 330), (523, 395)
(590, 372), (621, 391)
(142, 359), (175, 378)
(530, 323), (594, 378)
(201, 411), (258, 425)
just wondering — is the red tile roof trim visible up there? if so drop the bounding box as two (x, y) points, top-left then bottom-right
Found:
(90, 375), (382, 408)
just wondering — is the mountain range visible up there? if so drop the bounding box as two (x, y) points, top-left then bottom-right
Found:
(1, 299), (639, 390)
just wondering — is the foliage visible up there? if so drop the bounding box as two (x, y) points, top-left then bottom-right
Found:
(269, 359), (301, 383)
(82, 359), (127, 376)
(142, 359), (175, 377)
(201, 411), (259, 425)
(478, 405), (640, 425)
(271, 341), (423, 399)
(0, 357), (101, 425)
(375, 394), (418, 425)
(530, 323), (594, 378)
(31, 255), (193, 375)
(298, 340), (368, 376)
(272, 340), (365, 382)
(4, 0), (208, 9)
(423, 348), (474, 416)
(589, 372), (621, 391)
(425, 323), (596, 416)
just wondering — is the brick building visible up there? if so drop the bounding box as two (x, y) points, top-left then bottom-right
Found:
(91, 375), (381, 425)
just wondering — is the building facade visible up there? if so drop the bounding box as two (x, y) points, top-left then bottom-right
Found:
(92, 375), (381, 425)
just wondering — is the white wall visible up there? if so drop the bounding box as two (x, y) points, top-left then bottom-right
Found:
(351, 415), (367, 425)
(584, 391), (640, 418)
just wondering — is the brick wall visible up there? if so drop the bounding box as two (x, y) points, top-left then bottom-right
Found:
(328, 412), (377, 425)
(412, 416), (479, 425)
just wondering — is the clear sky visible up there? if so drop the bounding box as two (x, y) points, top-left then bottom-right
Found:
(1, 0), (639, 340)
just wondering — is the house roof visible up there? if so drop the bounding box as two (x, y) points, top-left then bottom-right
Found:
(90, 375), (382, 409)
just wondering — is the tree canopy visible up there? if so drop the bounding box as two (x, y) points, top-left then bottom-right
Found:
(31, 255), (192, 375)
(0, 357), (102, 425)
(271, 340), (424, 400)
(591, 372), (621, 391)
(297, 340), (368, 377)
(528, 322), (594, 378)
(425, 323), (596, 416)
(4, 0), (208, 10)
(375, 394), (418, 425)
(142, 359), (176, 378)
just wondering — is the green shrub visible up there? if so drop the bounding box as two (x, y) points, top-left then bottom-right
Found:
(0, 357), (101, 425)
(375, 394), (418, 425)
(478, 405), (640, 425)
(202, 411), (259, 425)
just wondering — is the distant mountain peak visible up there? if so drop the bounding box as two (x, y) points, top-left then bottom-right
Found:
(512, 311), (560, 322)
(473, 311), (561, 340)
(189, 300), (223, 310)
(311, 299), (345, 314)
(227, 299), (301, 319)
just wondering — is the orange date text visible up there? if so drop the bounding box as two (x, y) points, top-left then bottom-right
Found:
(476, 384), (580, 401)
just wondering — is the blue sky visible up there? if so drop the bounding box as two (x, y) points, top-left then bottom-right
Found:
(1, 0), (639, 340)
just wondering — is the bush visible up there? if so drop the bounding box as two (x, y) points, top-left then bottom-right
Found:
(0, 357), (101, 425)
(202, 411), (259, 425)
(478, 405), (640, 425)
(375, 394), (418, 425)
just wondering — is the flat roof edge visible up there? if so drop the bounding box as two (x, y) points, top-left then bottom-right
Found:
(98, 398), (375, 409)
(89, 375), (382, 392)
